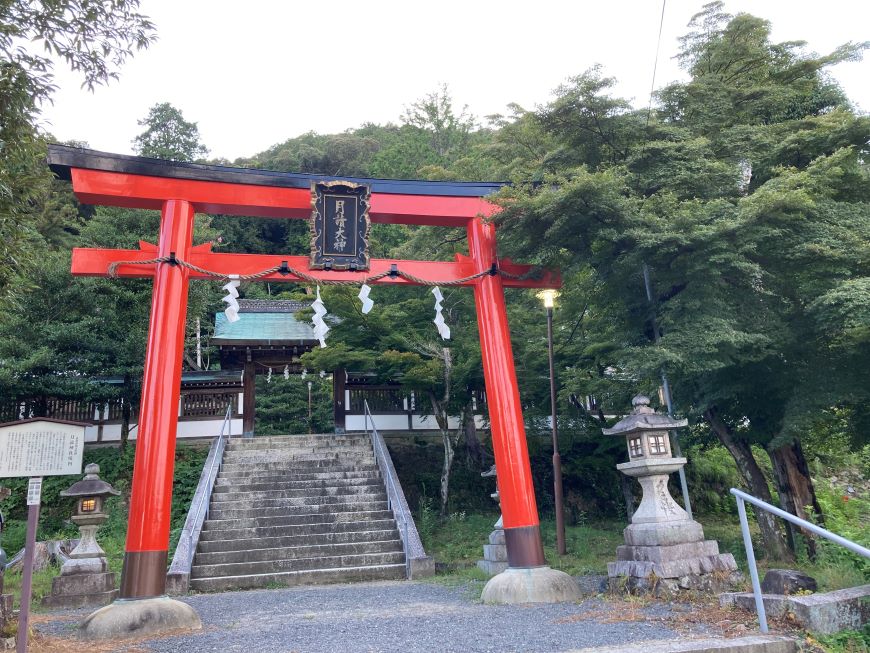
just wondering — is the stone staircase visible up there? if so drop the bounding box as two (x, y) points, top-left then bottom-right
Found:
(188, 434), (407, 592)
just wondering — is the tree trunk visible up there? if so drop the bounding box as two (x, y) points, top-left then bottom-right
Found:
(120, 373), (132, 454)
(769, 438), (824, 560)
(462, 395), (483, 467)
(705, 407), (791, 561)
(619, 473), (636, 522)
(429, 391), (455, 516)
(440, 427), (456, 517)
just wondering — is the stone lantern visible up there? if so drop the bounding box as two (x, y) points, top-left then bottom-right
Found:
(42, 464), (120, 608)
(604, 395), (740, 593)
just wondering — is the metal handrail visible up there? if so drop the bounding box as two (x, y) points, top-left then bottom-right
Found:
(364, 400), (415, 579)
(186, 403), (233, 568)
(730, 487), (870, 634)
(165, 403), (233, 580)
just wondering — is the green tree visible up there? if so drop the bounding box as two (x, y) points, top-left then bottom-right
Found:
(491, 4), (869, 560)
(133, 102), (209, 161)
(0, 0), (155, 300)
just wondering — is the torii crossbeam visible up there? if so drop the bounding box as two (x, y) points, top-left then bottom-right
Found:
(48, 145), (566, 613)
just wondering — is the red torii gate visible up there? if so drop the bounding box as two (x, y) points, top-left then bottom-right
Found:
(48, 145), (562, 604)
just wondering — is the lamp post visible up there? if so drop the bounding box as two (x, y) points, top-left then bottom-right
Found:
(539, 289), (566, 555)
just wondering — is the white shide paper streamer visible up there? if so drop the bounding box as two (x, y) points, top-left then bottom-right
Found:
(358, 284), (374, 314)
(311, 286), (330, 348)
(432, 286), (451, 340)
(221, 274), (241, 323)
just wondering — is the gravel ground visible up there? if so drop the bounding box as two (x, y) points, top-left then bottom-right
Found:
(35, 580), (712, 653)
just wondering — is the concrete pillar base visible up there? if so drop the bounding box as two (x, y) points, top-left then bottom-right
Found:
(481, 566), (581, 604)
(79, 596), (202, 640)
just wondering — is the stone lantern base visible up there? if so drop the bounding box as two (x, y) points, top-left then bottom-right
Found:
(477, 516), (509, 577)
(608, 519), (741, 594)
(42, 570), (118, 609)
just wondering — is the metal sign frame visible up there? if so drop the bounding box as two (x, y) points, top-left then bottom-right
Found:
(309, 180), (371, 271)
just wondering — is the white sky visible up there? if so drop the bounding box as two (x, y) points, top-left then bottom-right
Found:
(39, 0), (870, 163)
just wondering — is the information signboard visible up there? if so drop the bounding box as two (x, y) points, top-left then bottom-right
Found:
(0, 419), (85, 477)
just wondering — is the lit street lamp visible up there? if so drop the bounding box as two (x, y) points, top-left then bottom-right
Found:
(538, 289), (566, 555)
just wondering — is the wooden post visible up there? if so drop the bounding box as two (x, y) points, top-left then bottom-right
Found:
(333, 368), (346, 433)
(242, 360), (255, 438)
(17, 479), (41, 653)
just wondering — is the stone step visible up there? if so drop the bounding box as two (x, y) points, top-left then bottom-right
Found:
(208, 500), (389, 520)
(200, 510), (396, 534)
(225, 443), (374, 454)
(216, 467), (379, 482)
(209, 484), (384, 502)
(226, 435), (372, 447)
(208, 495), (387, 512)
(213, 477), (381, 492)
(194, 539), (402, 565)
(210, 491), (386, 508)
(572, 636), (797, 653)
(191, 551), (406, 579)
(199, 516), (397, 541)
(189, 563), (406, 592)
(198, 527), (401, 552)
(219, 460), (379, 473)
(223, 450), (372, 461)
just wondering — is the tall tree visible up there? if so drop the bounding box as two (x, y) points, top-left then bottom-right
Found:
(0, 0), (155, 300)
(133, 102), (208, 161)
(491, 5), (869, 559)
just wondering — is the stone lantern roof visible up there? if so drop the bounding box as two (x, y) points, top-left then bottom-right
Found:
(60, 464), (120, 498)
(601, 395), (688, 436)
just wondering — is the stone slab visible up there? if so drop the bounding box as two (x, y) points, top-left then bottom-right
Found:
(565, 635), (797, 653)
(483, 544), (507, 562)
(42, 588), (118, 609)
(617, 540), (721, 563)
(489, 529), (505, 546)
(477, 559), (508, 576)
(721, 584), (870, 635)
(760, 569), (817, 595)
(624, 520), (705, 546)
(608, 553), (738, 579)
(49, 571), (115, 596)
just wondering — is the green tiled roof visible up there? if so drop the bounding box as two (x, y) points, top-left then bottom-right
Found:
(212, 311), (316, 345)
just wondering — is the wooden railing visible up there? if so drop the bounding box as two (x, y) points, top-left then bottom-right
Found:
(180, 392), (239, 418)
(3, 390), (239, 425)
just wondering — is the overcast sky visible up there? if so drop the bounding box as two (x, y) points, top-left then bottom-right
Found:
(39, 0), (869, 162)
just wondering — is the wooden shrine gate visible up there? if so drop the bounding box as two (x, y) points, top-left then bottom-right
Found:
(48, 145), (561, 601)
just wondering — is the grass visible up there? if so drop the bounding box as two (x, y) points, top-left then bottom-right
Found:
(423, 510), (868, 597)
(422, 511), (624, 579)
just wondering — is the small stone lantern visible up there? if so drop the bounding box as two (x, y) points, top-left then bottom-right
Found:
(604, 395), (740, 593)
(42, 464), (120, 608)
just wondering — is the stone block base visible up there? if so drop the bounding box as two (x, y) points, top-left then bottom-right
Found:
(481, 566), (581, 604)
(42, 572), (118, 609)
(624, 520), (705, 546)
(608, 551), (739, 579)
(477, 528), (509, 577)
(79, 596), (202, 640)
(477, 559), (508, 576)
(609, 540), (741, 596)
(611, 570), (743, 595)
